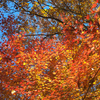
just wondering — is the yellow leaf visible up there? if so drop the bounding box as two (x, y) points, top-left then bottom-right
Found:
(53, 72), (56, 75)
(11, 66), (14, 68)
(26, 30), (30, 33)
(0, 57), (2, 60)
(23, 62), (26, 65)
(35, 2), (39, 5)
(53, 27), (55, 29)
(50, 6), (53, 10)
(18, 34), (21, 37)
(98, 18), (100, 24)
(49, 79), (51, 82)
(45, 9), (47, 11)
(30, 27), (35, 33)
(34, 58), (36, 60)
(11, 90), (16, 94)
(21, 28), (25, 31)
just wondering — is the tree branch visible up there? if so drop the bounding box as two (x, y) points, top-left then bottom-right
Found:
(82, 68), (100, 100)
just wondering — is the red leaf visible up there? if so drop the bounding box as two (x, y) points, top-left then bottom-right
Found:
(91, 3), (97, 9)
(85, 15), (90, 20)
(79, 25), (83, 30)
(96, 0), (99, 3)
(89, 21), (92, 25)
(98, 18), (100, 25)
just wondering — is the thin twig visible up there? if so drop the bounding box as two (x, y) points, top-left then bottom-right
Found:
(82, 68), (100, 100)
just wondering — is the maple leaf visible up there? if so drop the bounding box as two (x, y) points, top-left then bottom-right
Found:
(85, 15), (90, 20)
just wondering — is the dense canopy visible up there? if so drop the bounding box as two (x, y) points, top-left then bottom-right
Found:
(0, 0), (100, 100)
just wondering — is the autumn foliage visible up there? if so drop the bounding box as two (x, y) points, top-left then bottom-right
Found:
(0, 0), (98, 39)
(0, 0), (100, 100)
